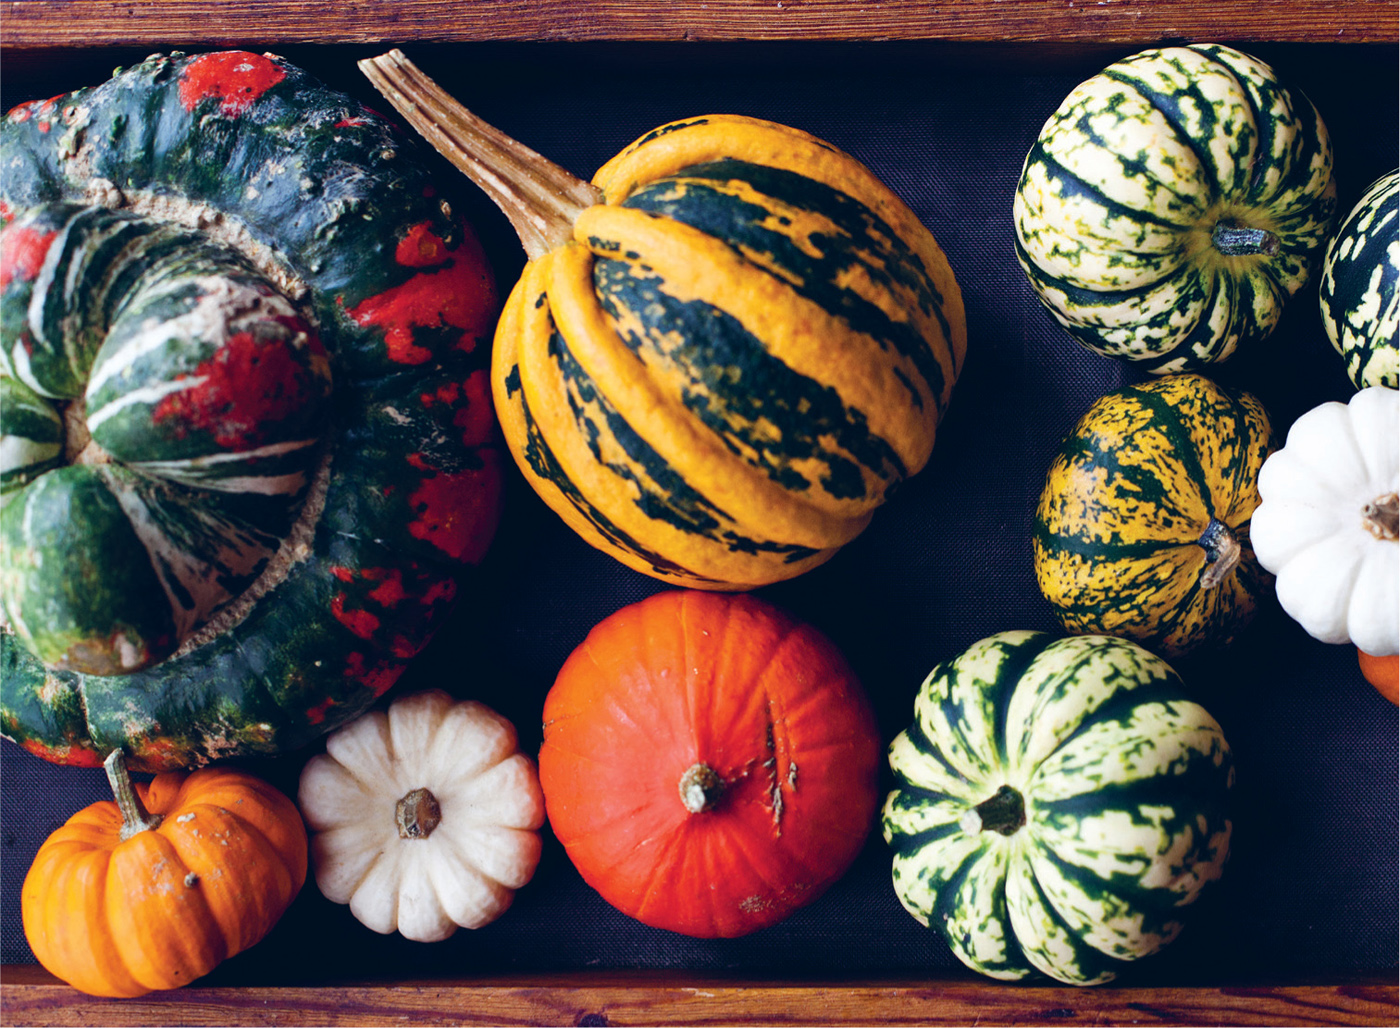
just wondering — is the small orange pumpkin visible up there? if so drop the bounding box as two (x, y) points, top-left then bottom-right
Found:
(21, 750), (307, 997)
(1359, 648), (1400, 705)
(538, 590), (881, 938)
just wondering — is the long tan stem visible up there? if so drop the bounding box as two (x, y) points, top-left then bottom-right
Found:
(359, 49), (603, 260)
(104, 749), (162, 841)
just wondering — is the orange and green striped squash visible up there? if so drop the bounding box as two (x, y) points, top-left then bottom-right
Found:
(1033, 374), (1274, 659)
(359, 53), (967, 590)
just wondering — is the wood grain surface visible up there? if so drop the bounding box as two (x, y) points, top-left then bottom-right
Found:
(1, 0), (1395, 47)
(2, 965), (1397, 1026)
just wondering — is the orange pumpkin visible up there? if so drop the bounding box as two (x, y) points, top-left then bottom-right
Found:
(21, 751), (307, 997)
(1359, 649), (1400, 705)
(538, 590), (881, 938)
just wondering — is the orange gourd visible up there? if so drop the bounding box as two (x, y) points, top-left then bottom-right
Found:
(1359, 648), (1400, 705)
(538, 590), (881, 938)
(21, 751), (307, 997)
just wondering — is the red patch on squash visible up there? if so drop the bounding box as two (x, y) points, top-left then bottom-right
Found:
(344, 222), (496, 366)
(305, 696), (338, 726)
(153, 319), (321, 450)
(331, 596), (381, 640)
(20, 739), (104, 768)
(178, 52), (286, 116)
(406, 456), (504, 564)
(0, 225), (57, 288)
(344, 651), (404, 698)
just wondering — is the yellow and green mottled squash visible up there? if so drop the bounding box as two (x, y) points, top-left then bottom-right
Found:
(883, 630), (1233, 986)
(1033, 374), (1274, 658)
(362, 51), (966, 589)
(1014, 44), (1336, 372)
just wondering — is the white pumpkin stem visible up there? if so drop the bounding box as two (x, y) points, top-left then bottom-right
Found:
(1198, 518), (1242, 590)
(104, 749), (163, 841)
(396, 787), (442, 839)
(678, 763), (725, 814)
(359, 50), (603, 261)
(1364, 493), (1399, 541)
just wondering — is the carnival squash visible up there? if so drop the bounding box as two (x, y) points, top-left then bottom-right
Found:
(297, 690), (546, 942)
(361, 50), (966, 590)
(1319, 170), (1399, 390)
(21, 749), (306, 997)
(883, 631), (1233, 986)
(1033, 373), (1275, 658)
(0, 52), (502, 770)
(1014, 44), (1336, 372)
(1251, 387), (1398, 657)
(537, 589), (882, 937)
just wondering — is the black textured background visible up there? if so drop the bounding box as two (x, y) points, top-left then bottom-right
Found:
(2, 40), (1396, 986)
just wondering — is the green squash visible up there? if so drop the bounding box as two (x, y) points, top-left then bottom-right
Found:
(1033, 373), (1274, 659)
(882, 630), (1233, 986)
(1319, 170), (1399, 390)
(0, 51), (501, 771)
(1014, 44), (1336, 372)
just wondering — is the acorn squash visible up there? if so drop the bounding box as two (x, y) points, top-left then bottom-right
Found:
(0, 52), (502, 771)
(361, 50), (966, 589)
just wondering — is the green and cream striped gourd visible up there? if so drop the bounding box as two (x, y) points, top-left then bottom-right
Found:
(883, 630), (1233, 986)
(1319, 170), (1399, 390)
(1014, 44), (1337, 372)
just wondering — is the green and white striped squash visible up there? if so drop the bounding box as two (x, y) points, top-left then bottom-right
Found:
(357, 54), (966, 590)
(1319, 170), (1399, 390)
(1033, 373), (1275, 659)
(0, 52), (502, 771)
(882, 630), (1233, 986)
(1014, 44), (1337, 372)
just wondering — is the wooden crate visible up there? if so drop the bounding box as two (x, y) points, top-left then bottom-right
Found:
(1, 3), (1396, 1025)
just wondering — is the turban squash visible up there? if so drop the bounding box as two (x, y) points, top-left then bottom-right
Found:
(0, 52), (501, 771)
(362, 50), (966, 589)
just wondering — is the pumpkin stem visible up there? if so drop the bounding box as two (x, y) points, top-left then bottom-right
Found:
(396, 787), (443, 839)
(960, 784), (1026, 837)
(59, 401), (111, 467)
(359, 50), (603, 261)
(1197, 517), (1242, 590)
(678, 763), (725, 814)
(1363, 492), (1399, 541)
(1212, 222), (1280, 257)
(104, 749), (163, 841)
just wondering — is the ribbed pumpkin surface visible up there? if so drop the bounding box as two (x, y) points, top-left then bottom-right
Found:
(0, 53), (501, 770)
(1014, 44), (1336, 372)
(1319, 170), (1399, 389)
(492, 115), (966, 588)
(1033, 374), (1274, 658)
(882, 630), (1233, 986)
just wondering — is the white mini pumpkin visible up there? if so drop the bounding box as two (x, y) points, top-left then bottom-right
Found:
(297, 690), (546, 942)
(1251, 387), (1399, 656)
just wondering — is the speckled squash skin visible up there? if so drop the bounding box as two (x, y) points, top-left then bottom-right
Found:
(1319, 170), (1399, 390)
(1032, 374), (1275, 659)
(883, 630), (1233, 986)
(493, 115), (967, 589)
(0, 52), (501, 771)
(1014, 44), (1336, 372)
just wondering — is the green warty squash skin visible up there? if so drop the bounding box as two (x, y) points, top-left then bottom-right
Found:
(1014, 44), (1337, 373)
(1319, 170), (1399, 390)
(0, 51), (501, 771)
(882, 630), (1233, 986)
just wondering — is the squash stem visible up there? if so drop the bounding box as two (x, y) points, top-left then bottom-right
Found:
(359, 50), (603, 261)
(104, 749), (162, 841)
(396, 787), (442, 839)
(962, 785), (1025, 837)
(1198, 518), (1242, 590)
(1364, 493), (1399, 541)
(678, 763), (725, 814)
(1212, 223), (1280, 257)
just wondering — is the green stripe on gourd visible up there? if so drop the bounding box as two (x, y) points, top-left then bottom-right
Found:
(882, 631), (1232, 986)
(0, 377), (63, 504)
(0, 52), (501, 771)
(1014, 43), (1336, 372)
(1319, 170), (1399, 389)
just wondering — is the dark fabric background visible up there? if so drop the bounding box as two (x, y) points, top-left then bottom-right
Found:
(2, 40), (1396, 986)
